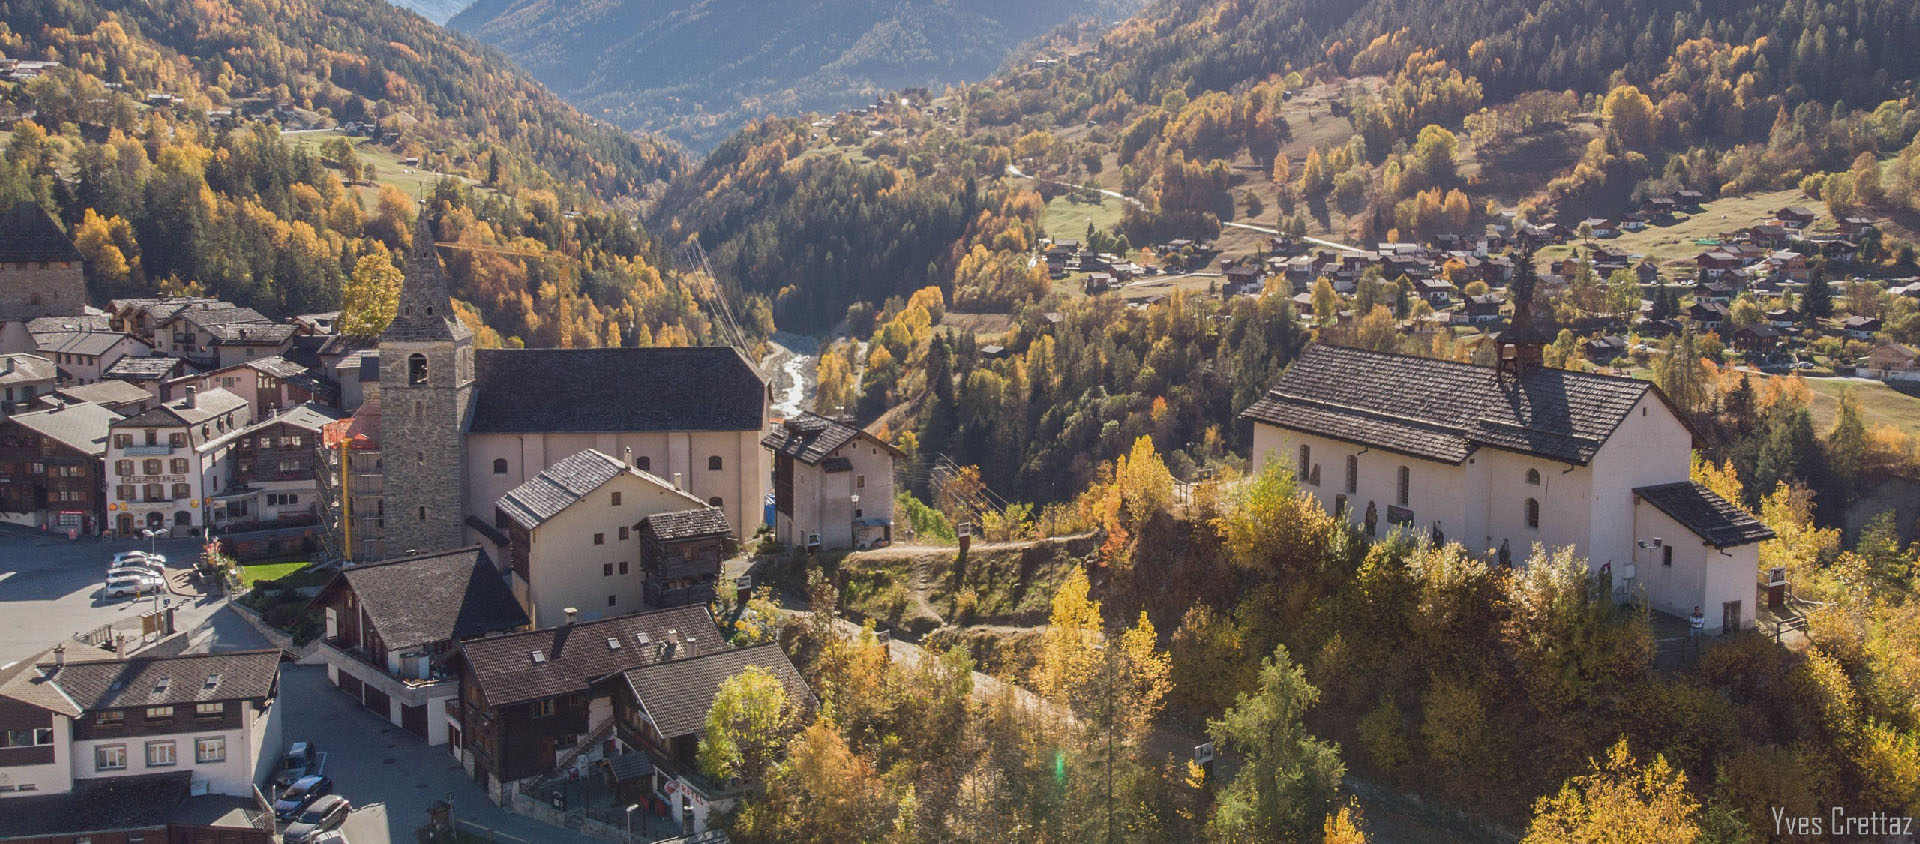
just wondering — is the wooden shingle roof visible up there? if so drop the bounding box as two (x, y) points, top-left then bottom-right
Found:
(454, 605), (716, 707)
(621, 643), (813, 739)
(315, 547), (527, 649)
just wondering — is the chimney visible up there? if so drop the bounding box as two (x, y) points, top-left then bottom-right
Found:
(671, 472), (683, 491)
(563, 607), (579, 625)
(184, 386), (197, 408)
(623, 447), (634, 469)
(3, 357), (12, 374)
(51, 644), (65, 666)
(682, 635), (695, 658)
(662, 629), (678, 660)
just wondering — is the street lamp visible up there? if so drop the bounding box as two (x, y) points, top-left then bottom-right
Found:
(625, 803), (640, 843)
(142, 528), (157, 556)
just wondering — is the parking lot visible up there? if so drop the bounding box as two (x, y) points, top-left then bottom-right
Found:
(0, 528), (222, 667)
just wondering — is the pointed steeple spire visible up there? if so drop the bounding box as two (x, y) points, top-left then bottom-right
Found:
(382, 210), (472, 342)
(1495, 247), (1549, 378)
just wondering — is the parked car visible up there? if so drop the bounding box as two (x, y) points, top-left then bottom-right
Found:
(276, 741), (320, 788)
(282, 794), (351, 843)
(104, 573), (166, 598)
(112, 550), (165, 566)
(108, 559), (165, 578)
(273, 775), (333, 820)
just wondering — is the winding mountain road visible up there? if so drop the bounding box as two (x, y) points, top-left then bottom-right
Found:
(1004, 165), (1364, 253)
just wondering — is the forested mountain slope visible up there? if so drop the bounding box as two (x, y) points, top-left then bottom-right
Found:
(450, 0), (1143, 149)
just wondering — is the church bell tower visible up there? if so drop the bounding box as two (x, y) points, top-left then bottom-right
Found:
(377, 212), (475, 554)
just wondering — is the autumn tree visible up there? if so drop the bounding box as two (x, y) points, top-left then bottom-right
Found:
(1602, 85), (1657, 151)
(1521, 738), (1701, 844)
(697, 666), (795, 783)
(1206, 644), (1345, 842)
(340, 252), (404, 337)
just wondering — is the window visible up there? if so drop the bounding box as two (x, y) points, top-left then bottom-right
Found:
(144, 430), (158, 446)
(418, 506), (427, 522)
(607, 594), (617, 607)
(1345, 455), (1358, 494)
(143, 459), (162, 475)
(0, 728), (53, 747)
(593, 533), (605, 545)
(707, 455), (723, 471)
(603, 563), (614, 577)
(171, 483), (191, 500)
(1396, 466), (1410, 506)
(1333, 494), (1348, 516)
(1297, 444), (1311, 476)
(408, 353), (428, 385)
(143, 484), (164, 501)
(854, 508), (864, 518)
(618, 526), (629, 540)
(114, 434), (132, 449)
(95, 744), (127, 771)
(618, 561), (629, 575)
(95, 710), (122, 727)
(170, 458), (189, 474)
(115, 459), (133, 476)
(168, 433), (186, 448)
(1525, 468), (1541, 485)
(636, 456), (650, 472)
(116, 485), (135, 501)
(195, 737), (226, 763)
(530, 699), (556, 718)
(1662, 546), (1674, 567)
(195, 702), (224, 718)
(708, 496), (723, 508)
(493, 458), (508, 474)
(856, 475), (866, 489)
(146, 740), (177, 767)
(146, 706), (173, 721)
(1525, 498), (1540, 529)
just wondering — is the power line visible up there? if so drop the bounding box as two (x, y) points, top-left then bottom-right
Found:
(673, 236), (750, 353)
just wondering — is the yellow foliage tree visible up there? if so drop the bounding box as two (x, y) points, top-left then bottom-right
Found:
(1522, 738), (1701, 844)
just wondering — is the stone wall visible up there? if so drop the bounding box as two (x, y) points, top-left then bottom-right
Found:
(0, 262), (86, 322)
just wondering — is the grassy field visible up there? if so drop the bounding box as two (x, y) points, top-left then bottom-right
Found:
(1805, 377), (1920, 437)
(283, 132), (482, 203)
(1040, 191), (1126, 240)
(1534, 188), (1810, 274)
(236, 558), (324, 587)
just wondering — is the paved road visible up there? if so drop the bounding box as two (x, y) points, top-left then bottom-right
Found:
(0, 530), (221, 668)
(1003, 164), (1364, 254)
(275, 665), (604, 844)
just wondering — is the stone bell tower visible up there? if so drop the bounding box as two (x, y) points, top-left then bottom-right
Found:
(377, 213), (475, 554)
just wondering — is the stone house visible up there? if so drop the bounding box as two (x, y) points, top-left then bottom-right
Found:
(762, 412), (903, 550)
(491, 448), (713, 628)
(1242, 343), (1771, 632)
(0, 353), (55, 414)
(312, 546), (528, 746)
(0, 203), (88, 340)
(210, 403), (342, 531)
(0, 402), (119, 535)
(105, 387), (251, 537)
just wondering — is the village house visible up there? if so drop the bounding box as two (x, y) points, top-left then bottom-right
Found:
(491, 448), (717, 627)
(762, 412), (903, 551)
(108, 297), (228, 343)
(1694, 250), (1745, 280)
(1686, 300), (1731, 331)
(1462, 293), (1504, 324)
(0, 770), (274, 843)
(1835, 216), (1877, 241)
(105, 386), (251, 537)
(1583, 334), (1628, 363)
(0, 647), (283, 801)
(1773, 206), (1817, 228)
(1731, 324), (1786, 359)
(1764, 250), (1810, 282)
(153, 307), (279, 369)
(0, 353), (55, 414)
(312, 546), (529, 746)
(1580, 218), (1618, 238)
(1765, 308), (1799, 328)
(32, 331), (152, 386)
(0, 402), (119, 535)
(1675, 190), (1706, 208)
(1842, 315), (1882, 340)
(210, 403), (342, 531)
(102, 355), (195, 399)
(443, 605), (716, 800)
(636, 508), (733, 608)
(164, 356), (338, 419)
(604, 643), (814, 834)
(289, 312), (340, 335)
(1862, 342), (1919, 382)
(1242, 322), (1771, 632)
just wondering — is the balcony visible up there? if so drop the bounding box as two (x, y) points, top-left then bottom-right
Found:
(122, 444), (175, 456)
(316, 637), (456, 707)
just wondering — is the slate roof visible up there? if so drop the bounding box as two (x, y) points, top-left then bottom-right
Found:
(35, 330), (142, 357)
(637, 508), (732, 543)
(316, 547), (527, 649)
(1634, 482), (1776, 548)
(9, 402), (122, 456)
(105, 355), (190, 381)
(113, 387), (246, 428)
(381, 215), (472, 343)
(38, 648), (281, 709)
(26, 313), (111, 333)
(0, 772), (191, 839)
(621, 643), (813, 739)
(0, 201), (82, 263)
(496, 449), (698, 530)
(53, 379), (152, 407)
(761, 412), (861, 465)
(233, 403), (343, 437)
(0, 645), (93, 717)
(206, 322), (296, 345)
(178, 306), (271, 330)
(0, 352), (55, 385)
(454, 605), (716, 707)
(1239, 344), (1662, 465)
(469, 347), (764, 434)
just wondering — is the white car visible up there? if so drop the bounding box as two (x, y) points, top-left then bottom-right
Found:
(112, 551), (166, 566)
(108, 560), (166, 579)
(104, 573), (166, 598)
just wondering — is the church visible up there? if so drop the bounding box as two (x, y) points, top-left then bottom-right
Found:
(1242, 270), (1772, 633)
(341, 217), (770, 564)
